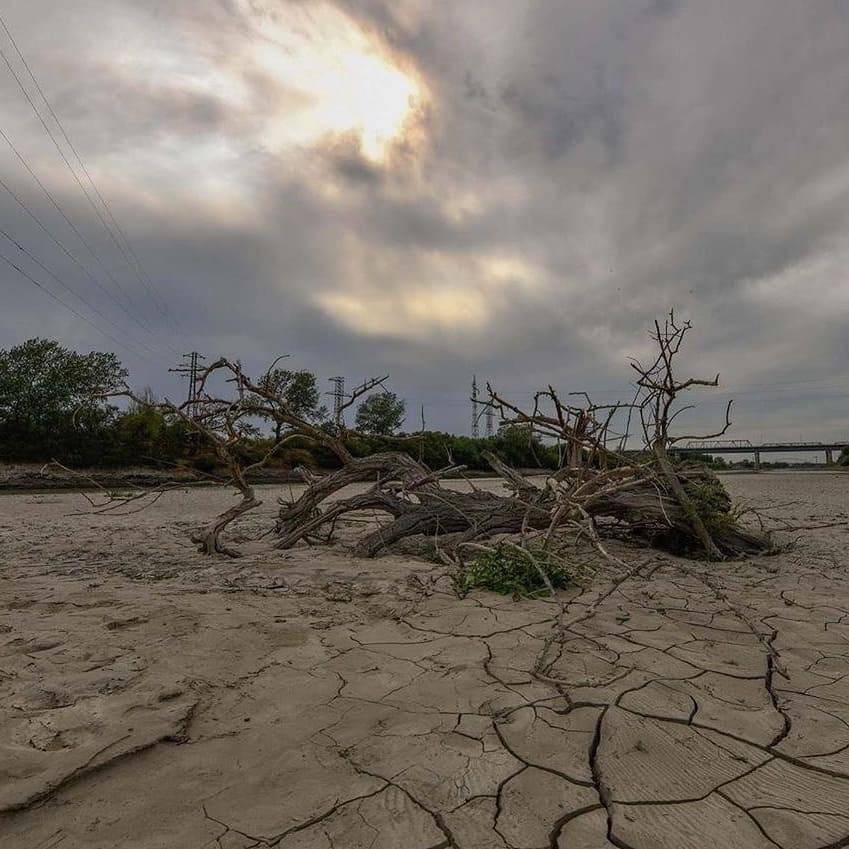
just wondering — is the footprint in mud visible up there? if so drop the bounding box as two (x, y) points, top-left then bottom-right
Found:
(104, 616), (149, 631)
(27, 728), (90, 752)
(27, 637), (66, 653)
(4, 636), (66, 654)
(5, 598), (36, 610)
(22, 717), (102, 752)
(12, 684), (75, 711)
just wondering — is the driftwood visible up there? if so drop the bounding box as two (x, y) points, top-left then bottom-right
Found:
(271, 452), (767, 560)
(274, 451), (550, 556)
(87, 313), (774, 562)
(269, 312), (772, 562)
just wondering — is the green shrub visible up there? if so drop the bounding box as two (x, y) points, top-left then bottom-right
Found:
(281, 447), (319, 469)
(457, 542), (573, 597)
(106, 489), (143, 500)
(684, 477), (736, 534)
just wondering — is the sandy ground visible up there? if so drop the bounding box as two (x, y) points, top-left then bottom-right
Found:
(1, 472), (849, 849)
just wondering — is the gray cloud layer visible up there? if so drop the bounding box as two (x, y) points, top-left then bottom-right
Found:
(1, 0), (848, 440)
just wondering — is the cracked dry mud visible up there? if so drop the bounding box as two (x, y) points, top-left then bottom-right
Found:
(1, 472), (848, 849)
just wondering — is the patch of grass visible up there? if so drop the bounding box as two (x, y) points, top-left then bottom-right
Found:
(456, 542), (573, 598)
(105, 489), (143, 500)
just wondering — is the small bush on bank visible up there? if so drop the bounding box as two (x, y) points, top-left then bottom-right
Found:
(456, 542), (573, 597)
(684, 477), (736, 535)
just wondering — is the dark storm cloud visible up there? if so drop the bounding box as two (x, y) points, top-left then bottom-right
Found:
(1, 0), (848, 438)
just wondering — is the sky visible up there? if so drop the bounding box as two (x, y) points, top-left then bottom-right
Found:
(1, 0), (848, 444)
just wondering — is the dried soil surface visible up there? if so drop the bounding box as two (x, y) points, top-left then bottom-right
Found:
(1, 472), (848, 849)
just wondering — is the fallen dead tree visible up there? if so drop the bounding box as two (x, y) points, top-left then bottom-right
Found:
(86, 313), (773, 562)
(272, 439), (767, 560)
(270, 312), (771, 562)
(275, 453), (553, 556)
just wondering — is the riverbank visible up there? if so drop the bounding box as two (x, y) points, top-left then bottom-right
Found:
(1, 473), (849, 847)
(0, 462), (544, 493)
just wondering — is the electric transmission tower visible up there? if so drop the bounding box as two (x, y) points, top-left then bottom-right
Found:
(329, 376), (346, 428)
(485, 397), (495, 438)
(471, 375), (480, 438)
(234, 359), (245, 400)
(171, 352), (205, 416)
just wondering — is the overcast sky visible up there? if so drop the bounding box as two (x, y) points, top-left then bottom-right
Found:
(1, 0), (848, 442)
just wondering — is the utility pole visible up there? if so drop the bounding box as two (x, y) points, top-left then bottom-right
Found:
(329, 376), (346, 428)
(471, 375), (480, 439)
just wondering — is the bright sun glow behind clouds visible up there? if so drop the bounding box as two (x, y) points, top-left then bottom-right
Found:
(81, 0), (427, 207)
(249, 1), (425, 162)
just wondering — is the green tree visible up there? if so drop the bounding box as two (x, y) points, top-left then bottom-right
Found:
(490, 424), (558, 469)
(0, 338), (126, 462)
(256, 368), (327, 440)
(355, 392), (406, 435)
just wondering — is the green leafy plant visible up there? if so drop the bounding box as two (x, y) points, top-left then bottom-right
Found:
(684, 478), (737, 535)
(456, 542), (573, 597)
(105, 489), (143, 500)
(354, 391), (406, 435)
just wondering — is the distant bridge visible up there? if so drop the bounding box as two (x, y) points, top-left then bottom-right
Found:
(672, 439), (849, 470)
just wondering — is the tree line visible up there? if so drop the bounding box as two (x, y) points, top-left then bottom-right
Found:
(0, 339), (560, 472)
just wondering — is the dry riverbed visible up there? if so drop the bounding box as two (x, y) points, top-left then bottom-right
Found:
(1, 472), (849, 848)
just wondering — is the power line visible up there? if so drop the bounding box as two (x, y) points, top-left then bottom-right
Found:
(0, 245), (157, 364)
(0, 169), (165, 345)
(0, 224), (164, 360)
(0, 12), (180, 333)
(0, 15), (180, 329)
(0, 125), (154, 331)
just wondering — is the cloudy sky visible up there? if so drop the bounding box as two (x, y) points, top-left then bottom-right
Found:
(1, 0), (848, 442)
